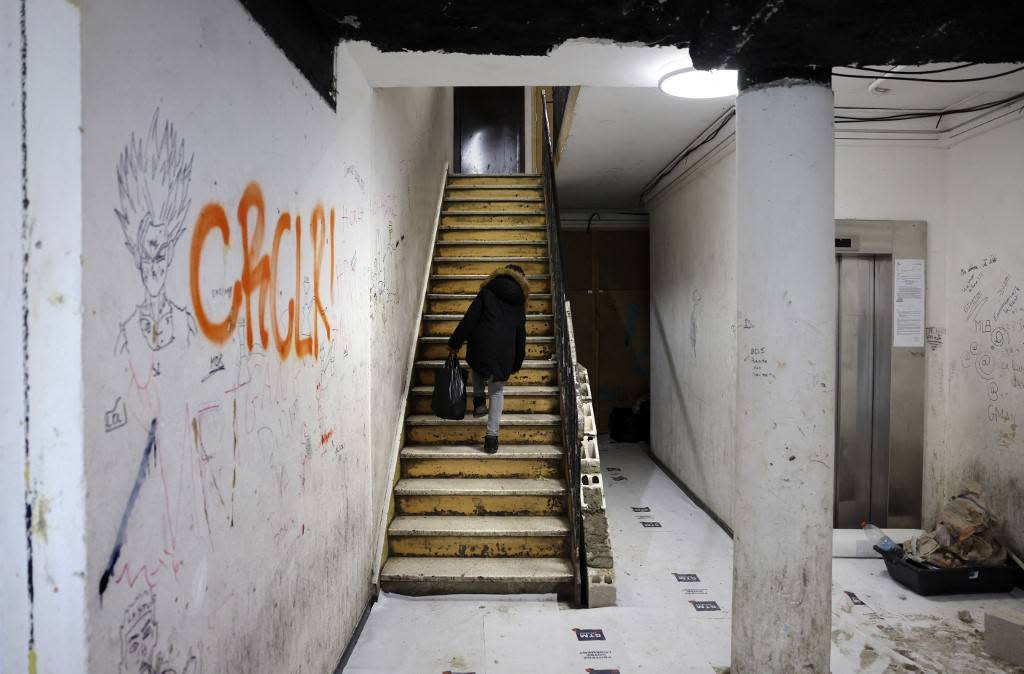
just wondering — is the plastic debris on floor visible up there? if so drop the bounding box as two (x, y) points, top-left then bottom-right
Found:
(344, 439), (1024, 673)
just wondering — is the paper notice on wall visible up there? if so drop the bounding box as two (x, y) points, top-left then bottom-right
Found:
(893, 259), (925, 347)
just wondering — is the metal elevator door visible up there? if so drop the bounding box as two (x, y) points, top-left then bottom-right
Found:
(835, 255), (893, 528)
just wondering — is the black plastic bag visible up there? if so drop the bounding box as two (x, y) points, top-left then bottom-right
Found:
(431, 353), (467, 420)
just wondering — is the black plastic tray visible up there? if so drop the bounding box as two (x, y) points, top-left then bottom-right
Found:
(876, 545), (1024, 596)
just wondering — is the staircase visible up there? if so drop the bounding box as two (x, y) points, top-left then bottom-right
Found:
(379, 173), (576, 596)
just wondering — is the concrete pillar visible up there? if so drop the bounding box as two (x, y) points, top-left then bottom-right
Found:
(732, 71), (836, 672)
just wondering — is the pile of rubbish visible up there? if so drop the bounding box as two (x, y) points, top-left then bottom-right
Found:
(904, 481), (1008, 568)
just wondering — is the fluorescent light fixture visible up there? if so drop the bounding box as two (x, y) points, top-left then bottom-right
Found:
(659, 67), (738, 99)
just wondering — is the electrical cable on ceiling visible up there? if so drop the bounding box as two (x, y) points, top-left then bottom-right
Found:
(640, 90), (1024, 200)
(638, 107), (737, 203)
(838, 63), (977, 75)
(831, 64), (1024, 83)
(835, 91), (1024, 123)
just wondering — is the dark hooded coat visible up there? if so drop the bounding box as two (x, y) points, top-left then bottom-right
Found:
(447, 267), (529, 382)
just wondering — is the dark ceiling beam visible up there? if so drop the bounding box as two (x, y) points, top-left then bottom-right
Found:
(236, 0), (1024, 107)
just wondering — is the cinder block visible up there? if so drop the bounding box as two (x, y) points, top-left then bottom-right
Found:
(985, 607), (1024, 666)
(587, 567), (616, 608)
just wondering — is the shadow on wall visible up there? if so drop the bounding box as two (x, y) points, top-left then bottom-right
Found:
(650, 299), (711, 513)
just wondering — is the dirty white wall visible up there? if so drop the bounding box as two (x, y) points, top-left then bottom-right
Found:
(1, 0), (29, 670)
(648, 137), (951, 531)
(2, 0), (89, 671)
(934, 117), (1024, 552)
(649, 147), (738, 525)
(70, 0), (451, 672)
(369, 88), (453, 556)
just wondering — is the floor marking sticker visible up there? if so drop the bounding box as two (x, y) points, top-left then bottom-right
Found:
(690, 600), (721, 611)
(674, 573), (700, 582)
(631, 506), (650, 512)
(573, 628), (606, 641)
(641, 521), (662, 528)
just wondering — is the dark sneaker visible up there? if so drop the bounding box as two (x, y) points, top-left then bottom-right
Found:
(473, 398), (487, 417)
(483, 434), (499, 454)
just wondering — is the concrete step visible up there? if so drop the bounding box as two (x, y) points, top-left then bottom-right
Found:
(447, 174), (542, 187)
(389, 514), (569, 536)
(420, 313), (554, 337)
(430, 274), (551, 294)
(409, 383), (559, 414)
(444, 196), (544, 204)
(444, 202), (544, 215)
(444, 187), (543, 200)
(433, 256), (548, 275)
(441, 213), (545, 226)
(438, 224), (547, 242)
(413, 359), (557, 387)
(387, 515), (570, 558)
(400, 443), (564, 478)
(418, 335), (555, 360)
(394, 477), (567, 515)
(379, 556), (573, 595)
(434, 240), (548, 258)
(425, 293), (553, 315)
(403, 413), (562, 445)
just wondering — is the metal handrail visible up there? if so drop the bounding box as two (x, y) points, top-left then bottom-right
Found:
(539, 89), (586, 607)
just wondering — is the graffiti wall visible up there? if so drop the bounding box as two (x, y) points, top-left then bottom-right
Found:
(937, 117), (1024, 552)
(79, 0), (451, 671)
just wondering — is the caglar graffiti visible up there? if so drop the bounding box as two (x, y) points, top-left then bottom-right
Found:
(190, 182), (335, 359)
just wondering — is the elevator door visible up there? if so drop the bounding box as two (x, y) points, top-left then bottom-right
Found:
(835, 255), (893, 528)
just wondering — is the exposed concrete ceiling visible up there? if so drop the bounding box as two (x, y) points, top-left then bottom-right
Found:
(556, 87), (733, 210)
(348, 40), (693, 88)
(241, 0), (1024, 105)
(557, 63), (1024, 209)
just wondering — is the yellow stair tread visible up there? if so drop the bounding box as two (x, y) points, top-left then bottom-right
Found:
(404, 413), (560, 427)
(394, 477), (566, 496)
(439, 223), (546, 229)
(431, 273), (550, 280)
(409, 385), (558, 396)
(401, 444), (564, 459)
(421, 314), (553, 321)
(413, 359), (555, 368)
(380, 557), (573, 582)
(419, 333), (554, 340)
(388, 515), (569, 537)
(436, 240), (547, 246)
(444, 197), (543, 203)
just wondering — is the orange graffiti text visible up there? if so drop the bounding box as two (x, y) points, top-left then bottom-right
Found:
(190, 182), (334, 359)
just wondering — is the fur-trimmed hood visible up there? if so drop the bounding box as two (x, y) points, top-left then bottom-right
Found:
(481, 267), (530, 304)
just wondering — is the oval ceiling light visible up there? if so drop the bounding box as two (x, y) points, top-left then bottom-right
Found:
(659, 67), (738, 99)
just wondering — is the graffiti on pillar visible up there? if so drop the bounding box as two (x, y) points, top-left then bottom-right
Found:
(114, 110), (198, 371)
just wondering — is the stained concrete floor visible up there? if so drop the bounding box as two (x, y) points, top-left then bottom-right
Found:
(344, 439), (1024, 673)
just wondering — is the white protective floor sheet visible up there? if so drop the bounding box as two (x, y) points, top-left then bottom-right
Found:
(344, 439), (1024, 673)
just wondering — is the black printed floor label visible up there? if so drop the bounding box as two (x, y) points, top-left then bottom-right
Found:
(844, 591), (865, 606)
(611, 476), (628, 481)
(641, 521), (662, 528)
(580, 650), (613, 661)
(631, 506), (650, 512)
(585, 668), (621, 673)
(573, 628), (606, 641)
(690, 600), (721, 611)
(674, 573), (700, 582)
(606, 467), (621, 472)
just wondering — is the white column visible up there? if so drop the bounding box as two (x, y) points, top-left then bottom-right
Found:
(732, 77), (836, 672)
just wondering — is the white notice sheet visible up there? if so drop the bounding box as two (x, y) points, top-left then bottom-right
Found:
(893, 259), (925, 347)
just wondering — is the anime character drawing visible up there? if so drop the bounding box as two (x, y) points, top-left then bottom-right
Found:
(114, 110), (197, 366)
